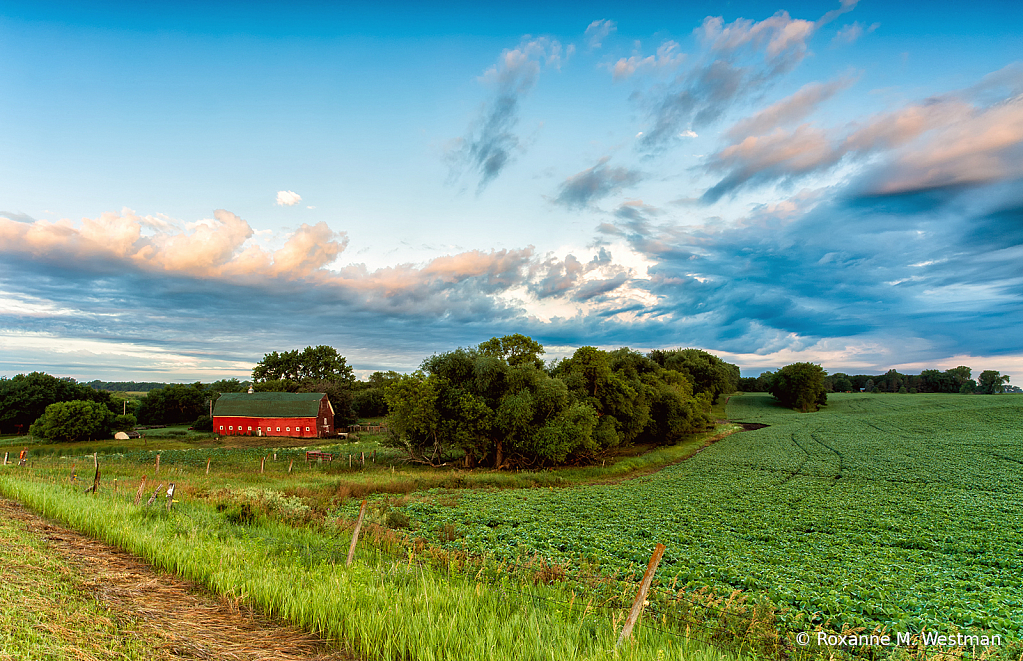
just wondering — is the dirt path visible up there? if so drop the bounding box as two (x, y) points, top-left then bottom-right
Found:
(0, 498), (353, 661)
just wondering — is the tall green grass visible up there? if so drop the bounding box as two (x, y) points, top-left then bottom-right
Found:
(0, 474), (741, 661)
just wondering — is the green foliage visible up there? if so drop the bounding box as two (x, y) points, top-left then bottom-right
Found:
(0, 372), (115, 434)
(647, 349), (740, 403)
(477, 333), (545, 369)
(192, 414), (213, 432)
(29, 400), (113, 442)
(401, 393), (1023, 642)
(384, 339), (714, 468)
(353, 387), (388, 418)
(978, 370), (1011, 394)
(135, 383), (209, 425)
(251, 347), (358, 424)
(0, 478), (726, 661)
(252, 345), (355, 385)
(768, 363), (828, 412)
(111, 414), (137, 432)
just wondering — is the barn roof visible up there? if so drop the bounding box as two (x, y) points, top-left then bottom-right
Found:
(213, 392), (326, 418)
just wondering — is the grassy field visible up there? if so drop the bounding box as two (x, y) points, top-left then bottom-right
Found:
(389, 393), (1022, 654)
(0, 501), (165, 661)
(0, 426), (747, 661)
(2, 393), (1019, 659)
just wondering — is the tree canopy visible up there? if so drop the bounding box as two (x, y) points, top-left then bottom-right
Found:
(29, 400), (113, 442)
(647, 348), (740, 403)
(769, 363), (828, 412)
(383, 336), (715, 468)
(252, 346), (355, 384)
(0, 372), (115, 435)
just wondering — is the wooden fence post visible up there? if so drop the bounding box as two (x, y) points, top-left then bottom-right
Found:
(134, 476), (147, 505)
(85, 462), (101, 495)
(3, 452), (7, 466)
(260, 456), (266, 474)
(616, 543), (666, 647)
(113, 478), (118, 495)
(346, 500), (368, 567)
(166, 483), (176, 511)
(155, 454), (160, 473)
(206, 457), (211, 474)
(273, 452), (277, 461)
(288, 458), (294, 473)
(360, 452), (365, 467)
(146, 484), (163, 506)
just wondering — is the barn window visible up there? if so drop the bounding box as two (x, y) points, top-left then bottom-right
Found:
(286, 427), (290, 432)
(219, 426), (224, 430)
(323, 417), (327, 425)
(229, 426), (233, 430)
(276, 427), (280, 432)
(305, 427), (309, 432)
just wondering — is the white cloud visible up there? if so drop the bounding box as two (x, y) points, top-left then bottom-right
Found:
(584, 19), (616, 50)
(276, 190), (302, 206)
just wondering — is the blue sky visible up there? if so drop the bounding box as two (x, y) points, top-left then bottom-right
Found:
(1, 0), (1022, 382)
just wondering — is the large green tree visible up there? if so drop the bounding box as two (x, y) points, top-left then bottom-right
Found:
(769, 363), (828, 412)
(252, 346), (355, 384)
(977, 370), (1010, 394)
(30, 400), (113, 442)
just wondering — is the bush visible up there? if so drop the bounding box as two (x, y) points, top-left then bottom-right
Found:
(386, 510), (411, 529)
(192, 415), (213, 432)
(29, 400), (113, 442)
(112, 414), (137, 432)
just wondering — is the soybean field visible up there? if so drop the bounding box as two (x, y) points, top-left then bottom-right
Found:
(401, 393), (1023, 640)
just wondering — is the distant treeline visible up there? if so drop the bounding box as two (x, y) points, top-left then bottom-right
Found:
(739, 366), (1011, 395)
(87, 380), (174, 392)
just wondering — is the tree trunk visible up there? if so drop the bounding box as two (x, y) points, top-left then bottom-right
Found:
(493, 439), (503, 469)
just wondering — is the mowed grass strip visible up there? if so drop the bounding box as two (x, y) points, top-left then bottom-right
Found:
(0, 501), (168, 661)
(0, 476), (743, 661)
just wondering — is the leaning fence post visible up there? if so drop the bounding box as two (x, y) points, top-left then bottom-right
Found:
(346, 500), (368, 567)
(288, 458), (294, 473)
(85, 462), (101, 495)
(134, 476), (148, 505)
(616, 543), (666, 647)
(146, 483), (163, 506)
(206, 457), (211, 475)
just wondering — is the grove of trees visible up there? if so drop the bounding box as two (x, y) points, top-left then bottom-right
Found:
(382, 337), (725, 468)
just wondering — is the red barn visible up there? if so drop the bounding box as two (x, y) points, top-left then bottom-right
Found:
(213, 392), (334, 438)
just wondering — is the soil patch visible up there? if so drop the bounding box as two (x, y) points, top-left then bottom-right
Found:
(0, 498), (353, 661)
(734, 422), (770, 431)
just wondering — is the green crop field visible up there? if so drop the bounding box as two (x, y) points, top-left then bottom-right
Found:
(395, 393), (1023, 645)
